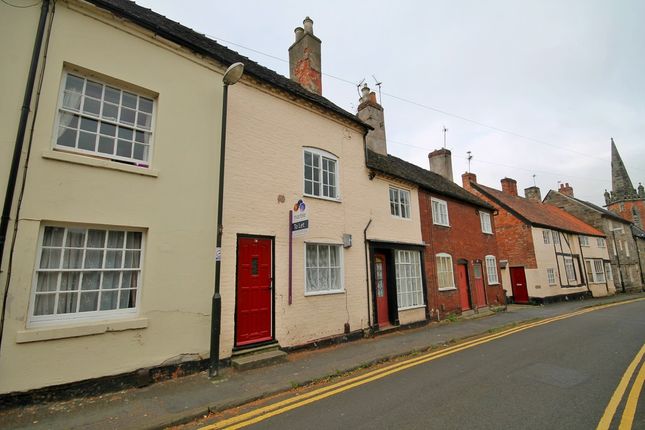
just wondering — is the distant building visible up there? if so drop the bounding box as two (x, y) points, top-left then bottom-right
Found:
(464, 177), (615, 303)
(544, 184), (643, 293)
(604, 138), (645, 229)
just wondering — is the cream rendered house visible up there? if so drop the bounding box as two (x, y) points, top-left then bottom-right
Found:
(0, 0), (428, 396)
(220, 22), (428, 356)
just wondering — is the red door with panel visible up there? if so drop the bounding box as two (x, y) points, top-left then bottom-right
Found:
(510, 267), (529, 304)
(235, 237), (273, 346)
(473, 262), (487, 308)
(457, 264), (472, 311)
(375, 254), (390, 327)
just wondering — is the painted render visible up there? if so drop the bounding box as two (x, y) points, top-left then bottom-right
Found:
(0, 1), (227, 394)
(220, 79), (425, 351)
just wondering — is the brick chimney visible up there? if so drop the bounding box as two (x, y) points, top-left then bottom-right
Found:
(357, 84), (387, 155)
(524, 186), (542, 202)
(429, 148), (454, 182)
(558, 182), (574, 197)
(461, 172), (477, 191)
(288, 17), (322, 95)
(500, 178), (518, 196)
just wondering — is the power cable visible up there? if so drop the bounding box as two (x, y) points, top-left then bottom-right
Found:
(1, 0), (41, 8)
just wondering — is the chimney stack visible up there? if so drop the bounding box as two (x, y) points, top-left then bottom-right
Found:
(461, 172), (477, 190)
(357, 84), (387, 155)
(429, 148), (454, 182)
(558, 182), (574, 197)
(500, 178), (518, 196)
(288, 17), (322, 95)
(524, 186), (542, 202)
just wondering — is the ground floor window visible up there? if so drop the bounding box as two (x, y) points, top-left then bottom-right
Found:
(395, 250), (424, 309)
(436, 253), (455, 290)
(305, 243), (343, 294)
(485, 255), (499, 284)
(547, 268), (557, 285)
(605, 263), (613, 281)
(585, 259), (606, 283)
(564, 256), (577, 282)
(31, 225), (143, 323)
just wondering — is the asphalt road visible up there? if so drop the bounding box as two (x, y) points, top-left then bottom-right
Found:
(210, 300), (645, 430)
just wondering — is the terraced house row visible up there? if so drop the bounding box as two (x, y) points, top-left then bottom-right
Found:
(0, 0), (635, 400)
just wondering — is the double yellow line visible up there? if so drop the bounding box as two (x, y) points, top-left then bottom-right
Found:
(202, 298), (644, 430)
(597, 343), (645, 430)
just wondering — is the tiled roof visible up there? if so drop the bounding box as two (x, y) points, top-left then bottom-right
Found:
(365, 150), (493, 209)
(473, 183), (605, 236)
(86, 0), (367, 129)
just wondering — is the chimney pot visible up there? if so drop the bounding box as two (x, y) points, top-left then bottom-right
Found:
(303, 16), (314, 34)
(294, 26), (304, 41)
(558, 182), (574, 197)
(357, 85), (387, 155)
(501, 178), (518, 196)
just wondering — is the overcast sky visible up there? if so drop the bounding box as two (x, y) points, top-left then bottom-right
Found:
(137, 0), (644, 206)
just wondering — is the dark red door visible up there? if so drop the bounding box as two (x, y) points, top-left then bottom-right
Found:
(473, 262), (487, 308)
(236, 237), (272, 346)
(457, 264), (471, 311)
(510, 267), (529, 304)
(375, 254), (390, 327)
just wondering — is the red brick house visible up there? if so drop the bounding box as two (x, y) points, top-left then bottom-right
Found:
(464, 175), (615, 303)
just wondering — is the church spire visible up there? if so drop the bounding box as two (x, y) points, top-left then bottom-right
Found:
(611, 138), (637, 199)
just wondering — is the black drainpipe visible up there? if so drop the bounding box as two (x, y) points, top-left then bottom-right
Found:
(0, 0), (51, 354)
(363, 219), (372, 329)
(0, 0), (51, 270)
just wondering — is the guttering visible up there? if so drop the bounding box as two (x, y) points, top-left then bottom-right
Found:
(0, 0), (51, 270)
(0, 0), (51, 355)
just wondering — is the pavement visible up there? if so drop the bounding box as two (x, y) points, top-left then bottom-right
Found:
(1, 292), (643, 430)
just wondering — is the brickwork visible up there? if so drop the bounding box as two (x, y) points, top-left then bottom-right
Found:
(418, 190), (504, 318)
(607, 199), (645, 230)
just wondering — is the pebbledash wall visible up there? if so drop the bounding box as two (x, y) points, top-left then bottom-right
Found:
(0, 1), (226, 394)
(219, 80), (425, 351)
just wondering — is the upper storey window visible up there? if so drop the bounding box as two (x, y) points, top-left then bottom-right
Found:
(56, 72), (154, 166)
(304, 148), (338, 199)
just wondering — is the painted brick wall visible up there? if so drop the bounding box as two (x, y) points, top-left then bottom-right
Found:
(418, 190), (504, 318)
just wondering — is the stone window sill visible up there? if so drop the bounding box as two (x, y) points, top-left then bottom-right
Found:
(43, 150), (159, 177)
(16, 317), (149, 343)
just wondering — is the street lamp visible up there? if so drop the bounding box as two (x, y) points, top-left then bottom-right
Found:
(210, 62), (244, 378)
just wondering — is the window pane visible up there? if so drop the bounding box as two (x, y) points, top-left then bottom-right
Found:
(119, 289), (137, 309)
(122, 92), (137, 108)
(124, 250), (141, 268)
(117, 140), (133, 158)
(43, 227), (65, 246)
(65, 75), (84, 93)
(84, 249), (103, 269)
(139, 97), (153, 113)
(40, 248), (61, 269)
(63, 248), (83, 269)
(100, 290), (118, 310)
(66, 229), (86, 247)
(83, 97), (101, 115)
(102, 272), (120, 289)
(78, 131), (96, 151)
(126, 232), (142, 249)
(81, 271), (101, 290)
(57, 292), (78, 314)
(85, 80), (103, 98)
(34, 294), (56, 316)
(98, 136), (115, 154)
(104, 86), (120, 103)
(100, 122), (116, 136)
(107, 231), (125, 248)
(60, 272), (80, 291)
(79, 291), (99, 312)
(105, 250), (123, 268)
(120, 107), (136, 125)
(36, 272), (58, 292)
(57, 127), (77, 147)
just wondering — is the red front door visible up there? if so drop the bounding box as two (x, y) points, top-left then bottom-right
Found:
(235, 237), (272, 346)
(457, 264), (471, 311)
(473, 262), (487, 308)
(375, 254), (390, 327)
(510, 267), (529, 304)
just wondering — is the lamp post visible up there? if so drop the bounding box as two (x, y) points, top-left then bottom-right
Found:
(210, 62), (244, 378)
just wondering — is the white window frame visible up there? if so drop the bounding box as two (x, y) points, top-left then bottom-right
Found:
(543, 230), (551, 244)
(436, 253), (456, 290)
(431, 198), (450, 227)
(547, 268), (557, 285)
(552, 231), (561, 245)
(389, 186), (411, 219)
(597, 237), (606, 248)
(624, 240), (630, 257)
(580, 236), (589, 247)
(29, 225), (144, 326)
(480, 211), (493, 234)
(564, 256), (576, 282)
(304, 243), (344, 295)
(605, 263), (613, 281)
(394, 250), (424, 310)
(303, 148), (339, 200)
(484, 255), (499, 285)
(54, 71), (155, 167)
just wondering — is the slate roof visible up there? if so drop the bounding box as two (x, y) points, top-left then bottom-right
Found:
(546, 190), (629, 224)
(473, 183), (605, 237)
(86, 0), (367, 129)
(365, 150), (493, 209)
(632, 224), (645, 239)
